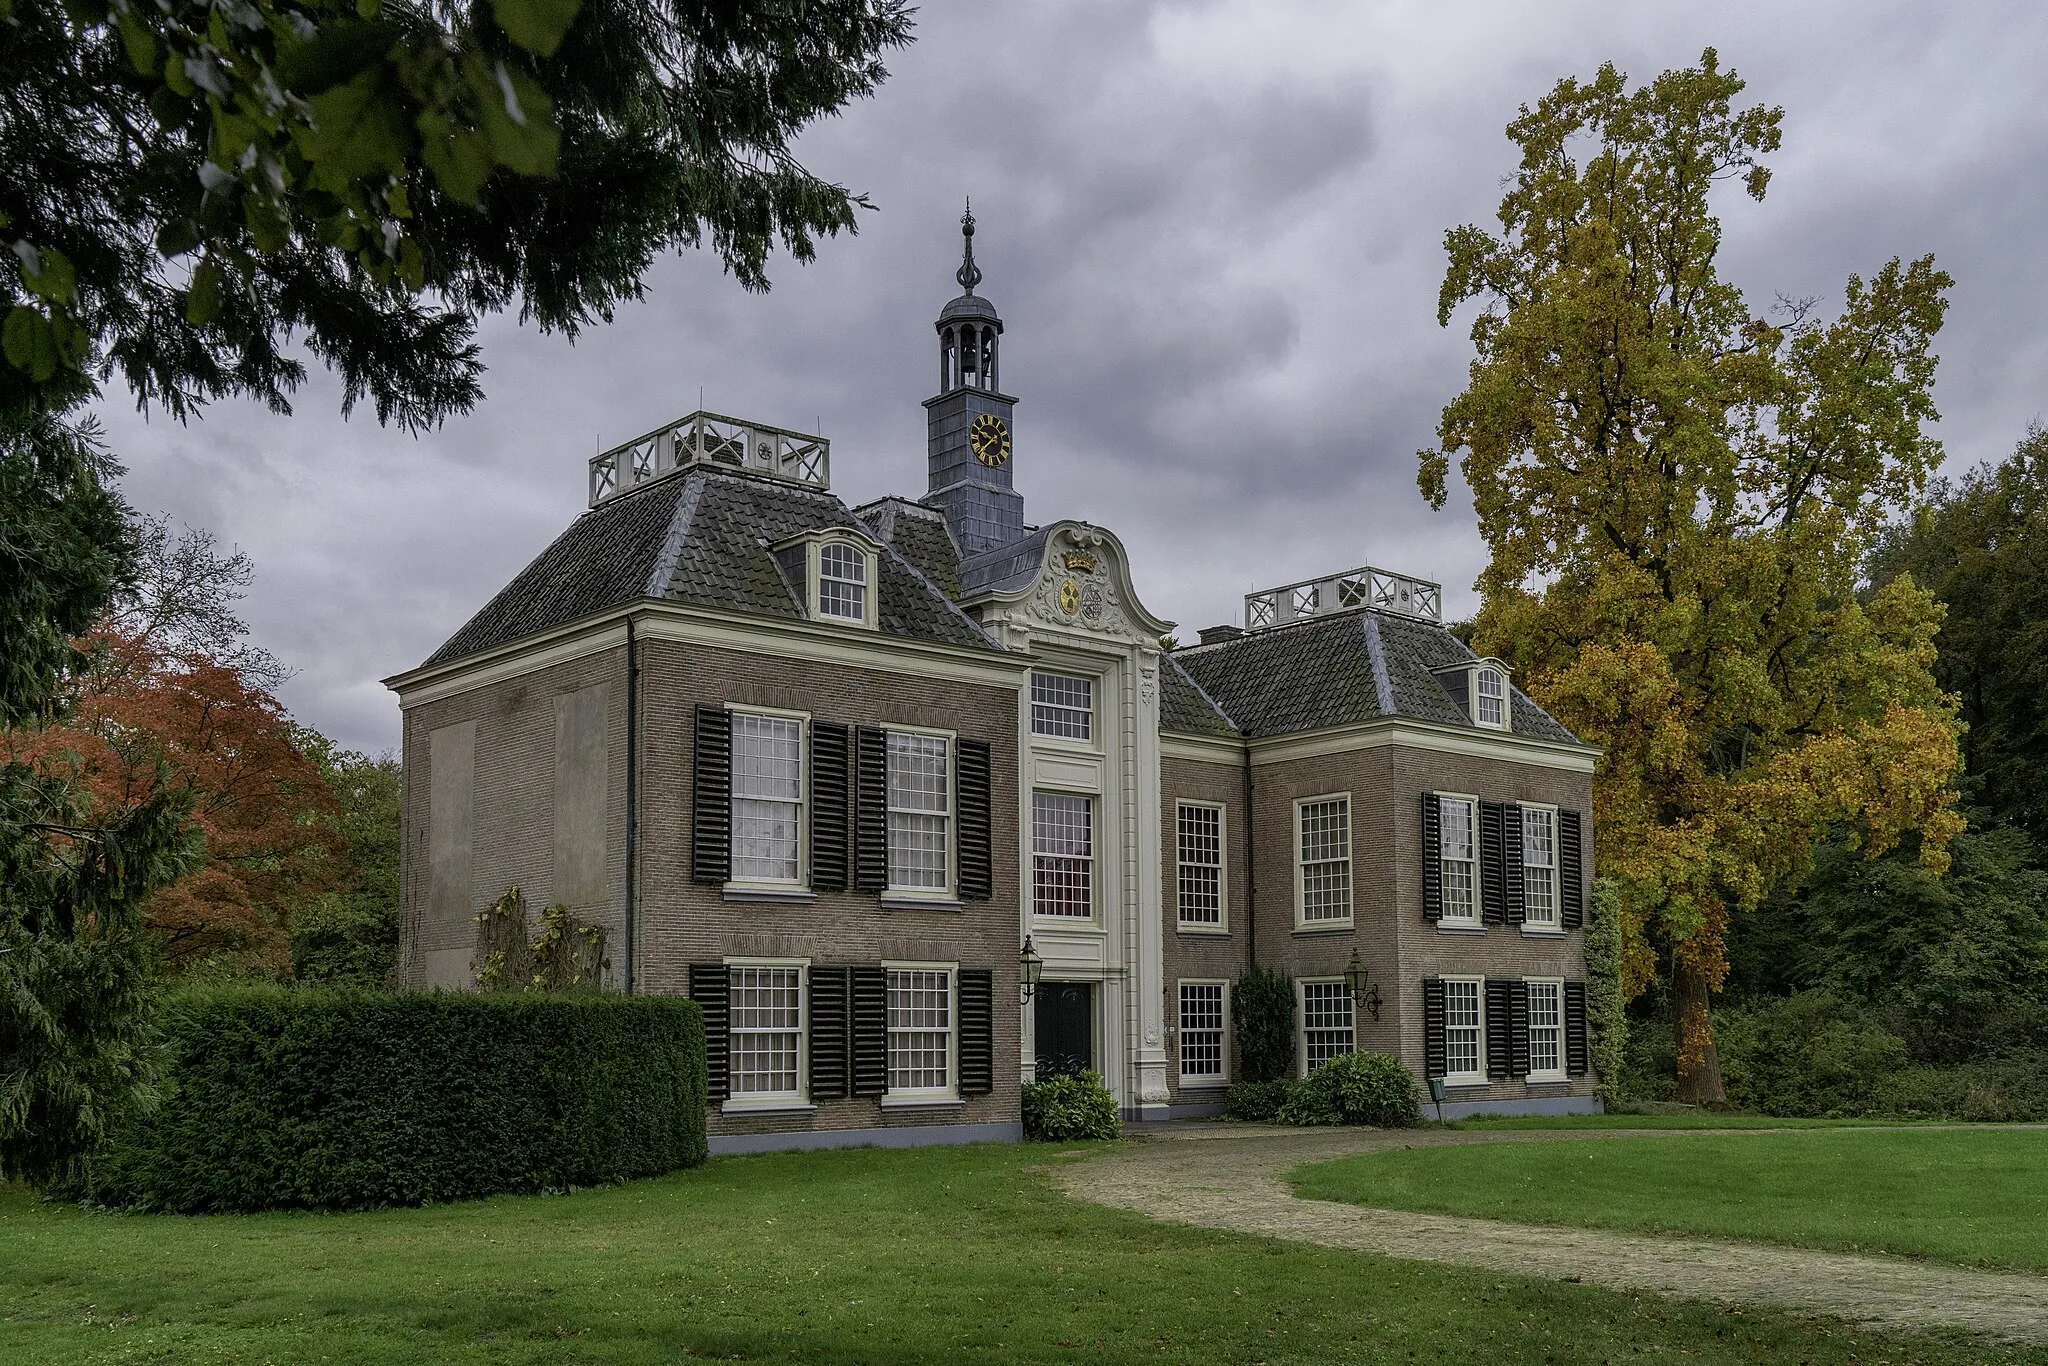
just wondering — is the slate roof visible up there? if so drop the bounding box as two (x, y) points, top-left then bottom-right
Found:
(1160, 656), (1239, 738)
(958, 527), (1052, 597)
(854, 497), (964, 599)
(423, 469), (1001, 667)
(1169, 608), (1584, 746)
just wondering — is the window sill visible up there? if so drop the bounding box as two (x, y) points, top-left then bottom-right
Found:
(1519, 925), (1566, 938)
(1441, 1079), (1490, 1090)
(1175, 924), (1231, 937)
(1032, 917), (1103, 932)
(1176, 1077), (1230, 1090)
(721, 885), (816, 904)
(879, 1095), (964, 1110)
(1293, 923), (1354, 936)
(1434, 923), (1487, 936)
(720, 1100), (817, 1115)
(880, 894), (964, 912)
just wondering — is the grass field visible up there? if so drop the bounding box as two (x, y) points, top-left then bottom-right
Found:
(5, 1142), (2042, 1365)
(1438, 1112), (1902, 1131)
(1293, 1126), (2048, 1272)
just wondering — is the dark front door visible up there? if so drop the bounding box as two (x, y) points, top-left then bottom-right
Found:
(1035, 982), (1095, 1081)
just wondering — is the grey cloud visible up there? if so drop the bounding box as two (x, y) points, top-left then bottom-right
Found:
(91, 1), (2048, 753)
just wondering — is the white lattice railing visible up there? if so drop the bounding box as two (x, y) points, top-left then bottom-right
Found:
(1244, 565), (1441, 630)
(588, 411), (830, 505)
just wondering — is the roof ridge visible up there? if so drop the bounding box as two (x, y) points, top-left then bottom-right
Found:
(646, 469), (707, 599)
(1361, 614), (1397, 716)
(1164, 653), (1241, 733)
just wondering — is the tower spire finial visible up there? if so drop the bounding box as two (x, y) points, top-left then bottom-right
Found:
(955, 198), (982, 295)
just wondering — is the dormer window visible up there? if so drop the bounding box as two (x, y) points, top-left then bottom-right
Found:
(1475, 667), (1506, 729)
(819, 542), (868, 622)
(772, 529), (881, 630)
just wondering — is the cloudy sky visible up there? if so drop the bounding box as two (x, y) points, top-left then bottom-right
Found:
(92, 1), (2048, 755)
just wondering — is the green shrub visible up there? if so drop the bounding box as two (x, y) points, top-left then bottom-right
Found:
(1022, 1069), (1120, 1141)
(66, 986), (706, 1211)
(1233, 966), (1296, 1082)
(1717, 991), (1908, 1117)
(1584, 878), (1630, 1101)
(1278, 1052), (1422, 1128)
(1226, 1079), (1294, 1121)
(1223, 1078), (1296, 1121)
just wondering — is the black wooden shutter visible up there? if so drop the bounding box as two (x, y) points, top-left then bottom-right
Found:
(1509, 981), (1531, 1076)
(809, 966), (849, 1101)
(1560, 808), (1585, 929)
(957, 969), (994, 1095)
(1420, 793), (1443, 922)
(1484, 978), (1513, 1079)
(1564, 980), (1590, 1076)
(810, 722), (850, 893)
(956, 739), (993, 901)
(690, 963), (730, 1102)
(1503, 803), (1526, 925)
(691, 706), (732, 884)
(850, 966), (889, 1096)
(1422, 978), (1447, 1078)
(853, 727), (889, 893)
(1479, 801), (1507, 926)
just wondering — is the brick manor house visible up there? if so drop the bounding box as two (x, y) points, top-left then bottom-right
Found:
(387, 212), (1601, 1152)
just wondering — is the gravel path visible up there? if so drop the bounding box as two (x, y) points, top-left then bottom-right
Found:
(1054, 1123), (2048, 1345)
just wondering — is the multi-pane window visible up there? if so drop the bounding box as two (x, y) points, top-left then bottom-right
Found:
(885, 733), (951, 891)
(1476, 667), (1506, 727)
(818, 542), (867, 622)
(1177, 803), (1223, 927)
(1032, 792), (1093, 918)
(1523, 806), (1559, 927)
(729, 965), (804, 1099)
(731, 713), (803, 883)
(1301, 981), (1356, 1071)
(1527, 980), (1564, 1078)
(1444, 978), (1483, 1079)
(1031, 672), (1094, 741)
(1179, 983), (1226, 1082)
(886, 968), (952, 1094)
(1439, 796), (1478, 922)
(1297, 796), (1351, 924)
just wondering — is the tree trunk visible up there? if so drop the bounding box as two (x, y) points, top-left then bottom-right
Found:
(1671, 956), (1727, 1105)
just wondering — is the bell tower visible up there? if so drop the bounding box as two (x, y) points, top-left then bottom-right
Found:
(923, 204), (1024, 555)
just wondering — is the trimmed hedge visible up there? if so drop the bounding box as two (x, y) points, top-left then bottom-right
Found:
(69, 987), (706, 1212)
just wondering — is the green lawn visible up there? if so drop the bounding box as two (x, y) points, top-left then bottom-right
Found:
(1294, 1127), (2048, 1273)
(1438, 1112), (1908, 1131)
(5, 1145), (2043, 1364)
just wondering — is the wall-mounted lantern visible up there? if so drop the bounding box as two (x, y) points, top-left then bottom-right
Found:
(1343, 949), (1383, 1022)
(1019, 936), (1044, 1003)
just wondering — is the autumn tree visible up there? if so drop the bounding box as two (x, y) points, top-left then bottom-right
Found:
(1419, 51), (1963, 1102)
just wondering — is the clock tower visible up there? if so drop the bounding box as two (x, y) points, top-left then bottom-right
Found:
(923, 205), (1024, 555)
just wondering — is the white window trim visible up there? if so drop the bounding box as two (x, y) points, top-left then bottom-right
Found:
(1176, 979), (1231, 1087)
(721, 956), (813, 1112)
(1174, 799), (1229, 934)
(880, 960), (959, 1104)
(1292, 792), (1354, 931)
(723, 704), (809, 893)
(1518, 801), (1561, 931)
(1435, 791), (1481, 927)
(1029, 669), (1100, 747)
(1523, 976), (1567, 1083)
(1296, 977), (1357, 1077)
(1441, 974), (1487, 1087)
(1473, 664), (1510, 731)
(1031, 786), (1097, 923)
(814, 539), (876, 628)
(883, 724), (957, 900)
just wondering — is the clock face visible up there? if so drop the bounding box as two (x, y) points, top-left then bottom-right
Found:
(968, 413), (1011, 468)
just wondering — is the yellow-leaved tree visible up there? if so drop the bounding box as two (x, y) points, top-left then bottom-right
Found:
(1419, 51), (1964, 1102)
